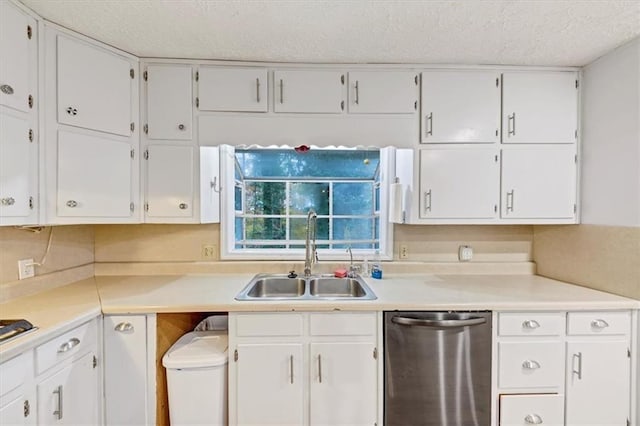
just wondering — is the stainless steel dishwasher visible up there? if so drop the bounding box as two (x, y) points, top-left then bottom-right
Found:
(384, 311), (492, 426)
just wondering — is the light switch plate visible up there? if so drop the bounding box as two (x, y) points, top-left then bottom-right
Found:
(458, 245), (473, 262)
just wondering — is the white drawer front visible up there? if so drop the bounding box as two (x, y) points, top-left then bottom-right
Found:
(567, 311), (630, 336)
(309, 312), (376, 336)
(235, 313), (303, 337)
(35, 319), (97, 375)
(0, 352), (32, 397)
(498, 312), (565, 336)
(500, 394), (564, 426)
(498, 341), (563, 389)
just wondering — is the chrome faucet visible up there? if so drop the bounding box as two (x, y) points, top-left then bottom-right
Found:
(304, 209), (318, 277)
(346, 246), (359, 277)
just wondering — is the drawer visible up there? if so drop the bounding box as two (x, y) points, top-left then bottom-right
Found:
(498, 341), (563, 389)
(500, 394), (563, 426)
(567, 311), (630, 336)
(235, 313), (303, 337)
(35, 319), (97, 375)
(0, 351), (32, 397)
(498, 312), (565, 336)
(309, 312), (376, 336)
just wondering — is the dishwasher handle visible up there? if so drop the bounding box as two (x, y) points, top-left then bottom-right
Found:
(391, 316), (487, 328)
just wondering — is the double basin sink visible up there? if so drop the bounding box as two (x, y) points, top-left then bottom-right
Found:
(235, 274), (377, 301)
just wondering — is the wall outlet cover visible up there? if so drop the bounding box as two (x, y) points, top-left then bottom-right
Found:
(458, 245), (473, 262)
(399, 244), (409, 259)
(18, 258), (35, 280)
(202, 244), (217, 260)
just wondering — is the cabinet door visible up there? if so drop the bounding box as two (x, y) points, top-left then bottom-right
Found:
(419, 148), (499, 219)
(236, 343), (304, 425)
(200, 146), (220, 223)
(0, 352), (34, 425)
(0, 395), (33, 425)
(565, 340), (630, 426)
(348, 71), (417, 114)
(421, 70), (500, 143)
(103, 315), (149, 426)
(499, 394), (563, 426)
(309, 342), (377, 426)
(37, 352), (98, 425)
(57, 130), (132, 217)
(199, 67), (267, 112)
(0, 1), (35, 113)
(274, 70), (345, 113)
(146, 145), (194, 219)
(501, 146), (576, 219)
(0, 112), (34, 220)
(502, 72), (578, 144)
(146, 64), (193, 140)
(57, 35), (132, 136)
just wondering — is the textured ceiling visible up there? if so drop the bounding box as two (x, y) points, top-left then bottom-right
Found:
(18, 0), (640, 66)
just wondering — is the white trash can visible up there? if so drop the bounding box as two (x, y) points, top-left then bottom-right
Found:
(162, 330), (228, 425)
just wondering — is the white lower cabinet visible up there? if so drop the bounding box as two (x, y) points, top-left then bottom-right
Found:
(0, 352), (35, 425)
(103, 314), (156, 426)
(499, 394), (563, 426)
(229, 312), (379, 426)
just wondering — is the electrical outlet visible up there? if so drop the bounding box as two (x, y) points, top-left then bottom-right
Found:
(18, 258), (35, 280)
(399, 244), (409, 259)
(202, 244), (217, 260)
(458, 245), (473, 262)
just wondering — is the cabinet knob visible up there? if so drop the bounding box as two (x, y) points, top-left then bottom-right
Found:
(522, 319), (540, 329)
(591, 319), (609, 329)
(178, 203), (188, 210)
(1, 197), (15, 206)
(66, 107), (78, 116)
(114, 322), (134, 332)
(178, 124), (186, 131)
(0, 84), (14, 95)
(522, 359), (541, 370)
(524, 413), (543, 424)
(66, 200), (78, 208)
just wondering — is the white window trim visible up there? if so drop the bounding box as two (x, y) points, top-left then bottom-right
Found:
(219, 145), (395, 261)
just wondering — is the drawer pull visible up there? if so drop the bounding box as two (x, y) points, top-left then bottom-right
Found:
(590, 319), (609, 329)
(1, 197), (15, 206)
(57, 338), (80, 353)
(114, 322), (134, 332)
(522, 319), (540, 329)
(522, 359), (541, 370)
(52, 385), (63, 420)
(524, 413), (543, 424)
(572, 352), (583, 380)
(0, 84), (14, 95)
(289, 355), (294, 384)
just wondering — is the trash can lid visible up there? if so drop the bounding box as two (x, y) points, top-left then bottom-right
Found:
(162, 330), (228, 369)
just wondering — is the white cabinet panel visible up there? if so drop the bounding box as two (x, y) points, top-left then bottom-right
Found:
(565, 340), (630, 426)
(236, 343), (304, 425)
(499, 394), (563, 426)
(274, 70), (345, 113)
(0, 112), (33, 220)
(309, 342), (377, 426)
(501, 146), (576, 219)
(0, 1), (35, 113)
(200, 146), (220, 223)
(498, 341), (563, 389)
(419, 147), (499, 219)
(0, 352), (34, 426)
(567, 311), (631, 336)
(348, 71), (418, 114)
(502, 71), (578, 144)
(57, 35), (132, 136)
(421, 70), (500, 143)
(57, 131), (132, 217)
(199, 67), (268, 112)
(146, 145), (194, 219)
(0, 394), (32, 425)
(146, 64), (193, 140)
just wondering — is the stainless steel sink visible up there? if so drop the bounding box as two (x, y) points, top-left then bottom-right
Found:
(235, 274), (377, 301)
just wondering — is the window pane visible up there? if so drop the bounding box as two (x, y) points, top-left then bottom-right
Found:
(244, 218), (286, 240)
(245, 182), (285, 215)
(374, 186), (380, 212)
(235, 217), (244, 242)
(333, 183), (373, 215)
(234, 185), (242, 211)
(333, 218), (374, 241)
(334, 242), (373, 249)
(290, 183), (329, 215)
(289, 218), (329, 241)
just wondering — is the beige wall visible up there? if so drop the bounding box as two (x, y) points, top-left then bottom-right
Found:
(533, 225), (640, 300)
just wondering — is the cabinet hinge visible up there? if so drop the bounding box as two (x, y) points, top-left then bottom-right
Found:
(626, 419), (630, 426)
(495, 129), (499, 137)
(143, 70), (148, 81)
(93, 355), (98, 368)
(195, 71), (199, 82)
(496, 77), (499, 87)
(144, 202), (149, 212)
(29, 196), (34, 210)
(574, 154), (578, 163)
(130, 122), (135, 132)
(628, 348), (631, 358)
(373, 347), (378, 360)
(414, 100), (417, 110)
(130, 202), (135, 213)
(340, 74), (344, 85)
(143, 124), (148, 134)
(28, 95), (33, 109)
(28, 128), (33, 142)
(494, 205), (497, 213)
(415, 75), (419, 85)
(130, 148), (135, 159)
(23, 400), (30, 417)
(130, 68), (135, 79)
(575, 79), (579, 89)
(340, 100), (344, 111)
(573, 204), (577, 213)
(27, 25), (32, 40)
(234, 349), (238, 362)
(143, 149), (149, 160)
(575, 129), (578, 139)
(196, 97), (200, 108)
(494, 154), (499, 162)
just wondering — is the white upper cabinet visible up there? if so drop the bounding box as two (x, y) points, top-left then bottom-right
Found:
(57, 35), (133, 137)
(273, 70), (345, 113)
(0, 2), (36, 113)
(501, 146), (577, 219)
(419, 147), (499, 219)
(146, 64), (193, 140)
(421, 70), (500, 143)
(502, 71), (578, 144)
(347, 71), (418, 114)
(145, 145), (194, 220)
(198, 67), (268, 112)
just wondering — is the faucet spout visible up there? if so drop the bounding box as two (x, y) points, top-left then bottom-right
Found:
(304, 209), (318, 277)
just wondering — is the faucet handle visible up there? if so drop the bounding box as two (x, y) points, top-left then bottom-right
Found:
(348, 264), (361, 278)
(288, 270), (298, 278)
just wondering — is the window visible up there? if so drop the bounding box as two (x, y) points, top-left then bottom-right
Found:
(220, 146), (394, 259)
